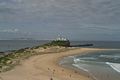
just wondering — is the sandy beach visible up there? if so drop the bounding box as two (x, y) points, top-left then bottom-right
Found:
(0, 48), (103, 80)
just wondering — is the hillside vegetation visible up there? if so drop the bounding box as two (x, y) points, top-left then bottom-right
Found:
(0, 40), (70, 72)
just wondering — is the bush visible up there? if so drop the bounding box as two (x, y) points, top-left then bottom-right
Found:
(50, 40), (70, 47)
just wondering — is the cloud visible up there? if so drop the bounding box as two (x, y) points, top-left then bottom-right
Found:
(0, 0), (120, 24)
(0, 0), (120, 26)
(0, 0), (120, 40)
(1, 0), (120, 19)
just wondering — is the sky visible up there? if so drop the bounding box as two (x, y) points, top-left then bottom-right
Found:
(0, 0), (120, 41)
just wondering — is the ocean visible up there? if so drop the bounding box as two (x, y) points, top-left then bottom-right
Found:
(71, 41), (120, 49)
(1, 40), (120, 52)
(60, 41), (120, 80)
(0, 40), (49, 52)
(1, 40), (120, 54)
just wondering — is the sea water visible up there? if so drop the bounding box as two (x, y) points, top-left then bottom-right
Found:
(0, 40), (49, 52)
(61, 50), (120, 80)
(1, 41), (120, 52)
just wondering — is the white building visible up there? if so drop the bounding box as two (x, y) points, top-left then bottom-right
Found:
(55, 35), (68, 41)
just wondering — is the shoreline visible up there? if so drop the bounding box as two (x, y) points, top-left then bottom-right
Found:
(0, 47), (110, 80)
(58, 48), (109, 80)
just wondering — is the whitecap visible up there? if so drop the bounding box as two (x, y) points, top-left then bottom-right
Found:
(73, 58), (81, 63)
(106, 62), (120, 73)
(72, 64), (89, 72)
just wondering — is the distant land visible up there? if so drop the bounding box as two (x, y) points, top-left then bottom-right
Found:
(9, 38), (35, 40)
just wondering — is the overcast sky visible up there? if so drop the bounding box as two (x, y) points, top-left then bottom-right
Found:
(0, 0), (120, 41)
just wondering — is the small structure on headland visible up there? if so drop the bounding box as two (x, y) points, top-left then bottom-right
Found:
(54, 35), (93, 47)
(52, 35), (70, 47)
(55, 35), (68, 41)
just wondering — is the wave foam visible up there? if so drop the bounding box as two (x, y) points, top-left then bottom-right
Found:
(100, 55), (120, 59)
(72, 64), (89, 72)
(73, 57), (96, 63)
(73, 58), (80, 63)
(106, 62), (120, 73)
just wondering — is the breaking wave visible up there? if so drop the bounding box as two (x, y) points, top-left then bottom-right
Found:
(106, 62), (120, 73)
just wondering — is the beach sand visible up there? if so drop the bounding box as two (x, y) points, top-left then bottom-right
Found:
(0, 48), (103, 80)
